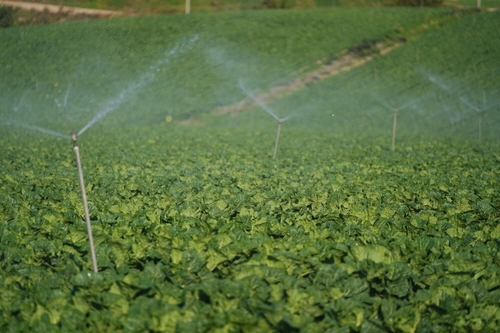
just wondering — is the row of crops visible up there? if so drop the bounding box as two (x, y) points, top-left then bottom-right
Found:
(1, 6), (500, 332)
(1, 126), (500, 331)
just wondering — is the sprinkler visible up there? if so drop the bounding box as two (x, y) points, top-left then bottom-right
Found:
(425, 73), (497, 143)
(72, 132), (98, 273)
(239, 81), (296, 158)
(77, 36), (199, 137)
(8, 120), (71, 139)
(478, 109), (483, 143)
(458, 97), (497, 143)
(6, 37), (200, 274)
(273, 118), (283, 159)
(373, 92), (430, 151)
(391, 109), (398, 152)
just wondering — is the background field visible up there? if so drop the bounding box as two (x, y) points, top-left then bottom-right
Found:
(4, 0), (408, 12)
(0, 7), (456, 132)
(1, 5), (500, 332)
(256, 10), (500, 140)
(7, 0), (500, 12)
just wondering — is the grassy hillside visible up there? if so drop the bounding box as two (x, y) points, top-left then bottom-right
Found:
(249, 10), (500, 142)
(0, 7), (450, 134)
(446, 0), (500, 8)
(10, 0), (397, 13)
(1, 7), (500, 332)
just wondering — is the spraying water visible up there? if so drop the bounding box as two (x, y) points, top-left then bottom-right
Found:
(239, 80), (301, 158)
(373, 92), (431, 112)
(424, 71), (499, 142)
(372, 93), (394, 111)
(417, 68), (454, 93)
(4, 35), (199, 273)
(238, 81), (280, 121)
(397, 93), (431, 111)
(5, 36), (199, 139)
(7, 120), (71, 139)
(60, 82), (78, 123)
(77, 35), (199, 136)
(63, 82), (72, 112)
(427, 75), (451, 92)
(459, 97), (477, 111)
(458, 97), (500, 142)
(13, 89), (30, 112)
(372, 91), (431, 151)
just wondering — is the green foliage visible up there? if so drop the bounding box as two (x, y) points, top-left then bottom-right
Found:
(1, 0), (431, 12)
(0, 5), (16, 28)
(268, 11), (500, 140)
(316, 0), (390, 6)
(260, 0), (297, 8)
(0, 7), (500, 331)
(0, 7), (450, 130)
(1, 125), (500, 331)
(391, 0), (443, 7)
(447, 0), (500, 8)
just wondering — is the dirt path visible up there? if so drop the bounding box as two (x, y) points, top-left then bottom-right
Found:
(443, 2), (500, 12)
(211, 12), (476, 119)
(0, 0), (123, 17)
(213, 41), (403, 117)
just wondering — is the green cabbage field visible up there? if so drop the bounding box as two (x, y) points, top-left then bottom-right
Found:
(1, 6), (500, 333)
(1, 127), (500, 332)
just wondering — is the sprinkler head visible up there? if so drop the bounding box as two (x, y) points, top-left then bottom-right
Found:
(71, 132), (78, 145)
(278, 118), (284, 124)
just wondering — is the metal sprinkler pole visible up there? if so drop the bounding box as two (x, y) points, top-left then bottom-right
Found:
(478, 110), (482, 143)
(391, 109), (398, 152)
(273, 119), (283, 159)
(72, 133), (98, 273)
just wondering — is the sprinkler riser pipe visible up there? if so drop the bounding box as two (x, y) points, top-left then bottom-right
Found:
(73, 138), (98, 273)
(391, 109), (398, 152)
(478, 111), (482, 143)
(273, 121), (282, 159)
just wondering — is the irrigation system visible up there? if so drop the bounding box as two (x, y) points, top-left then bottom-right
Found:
(5, 122), (100, 271)
(423, 72), (498, 143)
(273, 118), (283, 159)
(392, 108), (398, 152)
(239, 81), (294, 158)
(72, 132), (98, 273)
(458, 96), (499, 143)
(373, 93), (430, 151)
(3, 38), (200, 273)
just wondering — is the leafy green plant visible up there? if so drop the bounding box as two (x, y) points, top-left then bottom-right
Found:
(0, 7), (451, 130)
(0, 5), (16, 28)
(1, 124), (499, 331)
(1, 7), (499, 331)
(391, 0), (443, 6)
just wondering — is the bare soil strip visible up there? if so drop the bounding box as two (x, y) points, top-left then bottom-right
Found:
(0, 0), (123, 17)
(213, 41), (402, 117)
(443, 2), (499, 12)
